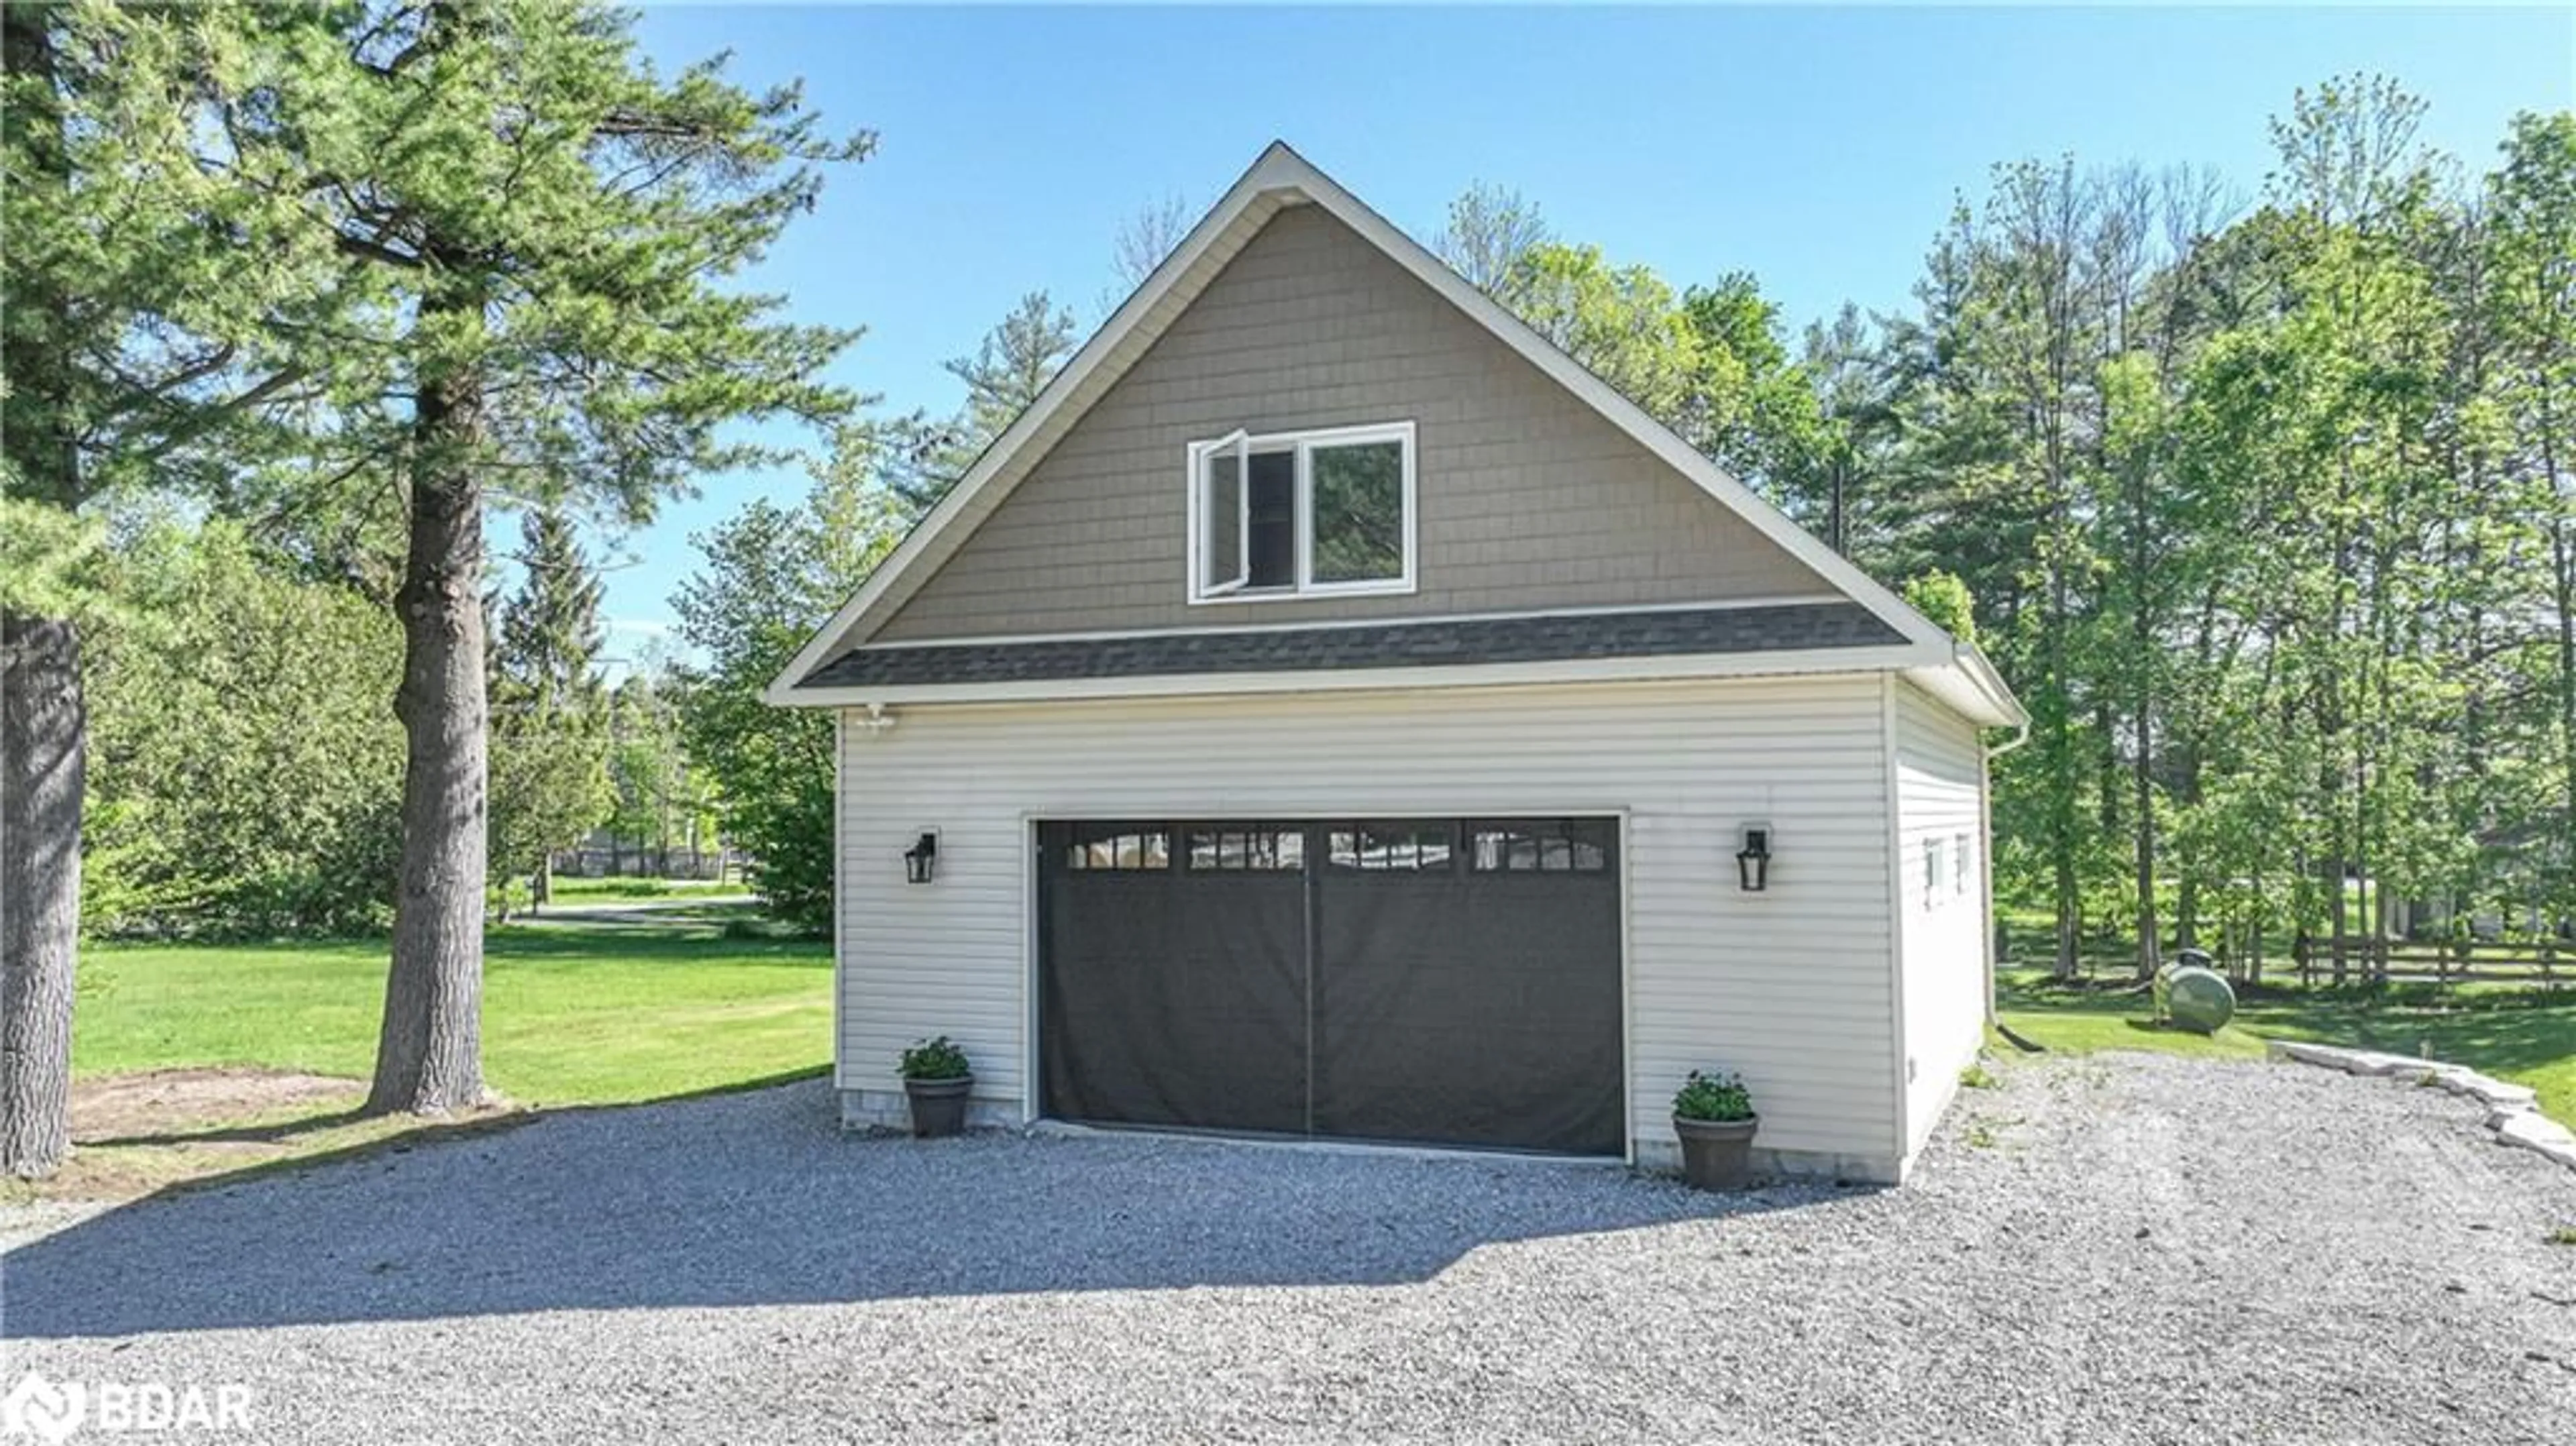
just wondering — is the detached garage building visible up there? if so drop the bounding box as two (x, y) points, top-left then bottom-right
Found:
(768, 144), (2025, 1184)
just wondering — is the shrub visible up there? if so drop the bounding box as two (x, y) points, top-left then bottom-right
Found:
(898, 1035), (971, 1081)
(83, 519), (404, 939)
(1902, 569), (1978, 644)
(1672, 1069), (1754, 1123)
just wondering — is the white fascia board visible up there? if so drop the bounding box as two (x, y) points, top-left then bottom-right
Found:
(774, 641), (1946, 710)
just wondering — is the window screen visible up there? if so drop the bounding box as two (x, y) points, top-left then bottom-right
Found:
(1246, 449), (1296, 588)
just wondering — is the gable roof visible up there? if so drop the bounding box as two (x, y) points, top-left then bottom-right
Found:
(769, 142), (2021, 727)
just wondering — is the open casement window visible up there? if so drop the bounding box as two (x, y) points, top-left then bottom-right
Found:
(1188, 422), (1414, 602)
(1193, 430), (1250, 596)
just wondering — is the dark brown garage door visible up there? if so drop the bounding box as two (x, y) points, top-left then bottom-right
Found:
(1036, 818), (1623, 1156)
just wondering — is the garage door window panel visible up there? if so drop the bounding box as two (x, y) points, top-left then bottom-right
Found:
(1185, 825), (1306, 872)
(1470, 819), (1612, 873)
(1063, 824), (1171, 872)
(1327, 822), (1454, 872)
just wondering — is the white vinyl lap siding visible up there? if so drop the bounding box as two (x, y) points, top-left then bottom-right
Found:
(1894, 680), (1990, 1158)
(837, 674), (1904, 1166)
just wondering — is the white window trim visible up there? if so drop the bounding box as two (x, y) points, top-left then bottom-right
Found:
(1184, 420), (1417, 605)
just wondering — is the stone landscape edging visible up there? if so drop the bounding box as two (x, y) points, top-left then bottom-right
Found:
(2266, 1040), (2575, 1172)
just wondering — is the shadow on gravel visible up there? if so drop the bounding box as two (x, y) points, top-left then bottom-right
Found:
(3, 1079), (1847, 1337)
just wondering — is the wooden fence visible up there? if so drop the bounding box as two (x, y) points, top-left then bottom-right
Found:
(2293, 935), (2569, 988)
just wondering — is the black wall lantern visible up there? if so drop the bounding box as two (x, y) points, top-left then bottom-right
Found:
(903, 830), (939, 885)
(1735, 823), (1772, 893)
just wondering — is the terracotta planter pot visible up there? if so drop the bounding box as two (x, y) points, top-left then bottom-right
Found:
(1672, 1114), (1759, 1191)
(903, 1075), (973, 1138)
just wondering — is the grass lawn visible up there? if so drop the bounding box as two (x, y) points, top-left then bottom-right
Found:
(1996, 969), (2576, 1127)
(34, 918), (830, 1203)
(77, 919), (830, 1103)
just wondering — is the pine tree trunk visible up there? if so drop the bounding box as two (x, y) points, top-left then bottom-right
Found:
(1, 614), (82, 1177)
(2, 4), (81, 1178)
(368, 359), (490, 1115)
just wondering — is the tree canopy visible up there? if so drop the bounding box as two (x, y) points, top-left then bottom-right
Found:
(672, 445), (908, 928)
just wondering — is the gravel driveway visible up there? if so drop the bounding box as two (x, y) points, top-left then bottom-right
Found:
(6, 1052), (2574, 1444)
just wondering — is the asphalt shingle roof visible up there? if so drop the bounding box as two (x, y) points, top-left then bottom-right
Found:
(797, 601), (1903, 692)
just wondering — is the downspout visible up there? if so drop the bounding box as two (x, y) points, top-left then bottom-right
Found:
(1880, 675), (1912, 1174)
(830, 708), (846, 1095)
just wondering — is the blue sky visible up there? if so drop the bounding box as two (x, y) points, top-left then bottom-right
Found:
(594, 3), (2569, 660)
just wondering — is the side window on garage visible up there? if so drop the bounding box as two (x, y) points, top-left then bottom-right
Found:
(1185, 826), (1306, 871)
(1065, 825), (1171, 871)
(1327, 822), (1454, 872)
(1469, 820), (1611, 873)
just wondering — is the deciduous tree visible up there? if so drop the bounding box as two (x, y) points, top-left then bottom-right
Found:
(672, 441), (907, 927)
(1433, 182), (1549, 298)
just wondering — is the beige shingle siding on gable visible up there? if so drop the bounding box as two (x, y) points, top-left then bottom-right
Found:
(872, 203), (1830, 643)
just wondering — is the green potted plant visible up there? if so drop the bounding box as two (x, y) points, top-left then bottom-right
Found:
(1671, 1070), (1758, 1190)
(898, 1036), (973, 1138)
